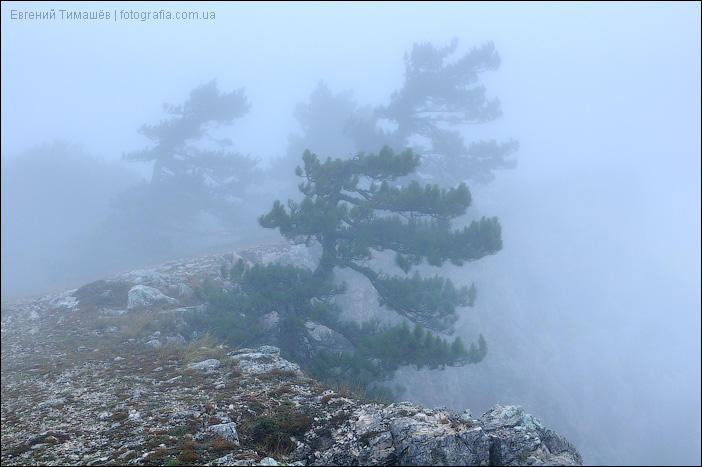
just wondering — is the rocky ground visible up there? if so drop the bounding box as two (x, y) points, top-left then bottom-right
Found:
(1, 245), (583, 466)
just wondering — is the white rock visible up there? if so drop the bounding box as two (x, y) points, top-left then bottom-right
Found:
(146, 339), (161, 348)
(262, 311), (280, 331)
(177, 283), (194, 297)
(228, 346), (302, 376)
(127, 285), (178, 310)
(51, 292), (79, 311)
(36, 398), (66, 410)
(208, 422), (239, 444)
(188, 359), (221, 372)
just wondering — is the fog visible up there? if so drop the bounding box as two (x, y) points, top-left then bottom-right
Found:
(2, 2), (700, 465)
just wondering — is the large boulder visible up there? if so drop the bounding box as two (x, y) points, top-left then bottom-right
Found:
(228, 346), (302, 376)
(207, 422), (239, 444)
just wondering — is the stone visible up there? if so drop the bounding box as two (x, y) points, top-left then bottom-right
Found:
(166, 334), (186, 346)
(177, 283), (194, 298)
(36, 398), (66, 410)
(51, 292), (79, 311)
(228, 346), (302, 376)
(304, 321), (355, 354)
(208, 453), (236, 466)
(188, 359), (221, 372)
(262, 311), (280, 332)
(207, 422), (239, 444)
(127, 285), (178, 310)
(25, 430), (68, 446)
(293, 400), (582, 466)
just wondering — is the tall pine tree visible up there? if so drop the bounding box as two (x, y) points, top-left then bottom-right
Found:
(254, 146), (500, 392)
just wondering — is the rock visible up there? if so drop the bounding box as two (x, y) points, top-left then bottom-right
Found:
(333, 267), (400, 325)
(208, 453), (236, 466)
(477, 405), (583, 466)
(127, 285), (178, 310)
(304, 321), (354, 354)
(100, 308), (127, 316)
(228, 346), (302, 376)
(239, 244), (317, 270)
(25, 430), (69, 446)
(262, 311), (280, 332)
(460, 408), (473, 422)
(25, 432), (50, 446)
(170, 409), (197, 422)
(51, 291), (79, 311)
(166, 334), (186, 346)
(86, 456), (109, 466)
(188, 359), (221, 372)
(36, 397), (66, 410)
(1, 250), (584, 467)
(119, 269), (168, 288)
(145, 339), (161, 348)
(294, 401), (582, 466)
(207, 422), (240, 444)
(177, 283), (194, 298)
(118, 449), (135, 460)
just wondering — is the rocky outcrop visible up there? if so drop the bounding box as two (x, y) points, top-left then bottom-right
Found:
(228, 345), (303, 376)
(206, 422), (239, 444)
(294, 397), (581, 466)
(187, 359), (222, 372)
(1, 245), (583, 466)
(303, 321), (354, 355)
(127, 285), (178, 310)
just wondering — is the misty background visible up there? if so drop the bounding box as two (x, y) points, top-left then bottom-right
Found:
(2, 2), (700, 465)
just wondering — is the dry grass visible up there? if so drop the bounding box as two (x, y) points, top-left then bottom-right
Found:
(118, 311), (153, 339)
(239, 403), (314, 457)
(177, 439), (199, 463)
(111, 409), (129, 421)
(210, 436), (237, 453)
(183, 333), (226, 363)
(144, 447), (169, 462)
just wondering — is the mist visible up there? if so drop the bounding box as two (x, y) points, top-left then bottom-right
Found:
(2, 2), (700, 465)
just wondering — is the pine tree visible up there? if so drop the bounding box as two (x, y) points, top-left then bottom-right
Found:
(117, 80), (260, 252)
(255, 146), (501, 391)
(370, 39), (519, 184)
(278, 40), (518, 188)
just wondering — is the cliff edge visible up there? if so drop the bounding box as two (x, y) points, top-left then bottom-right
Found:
(1, 246), (582, 466)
